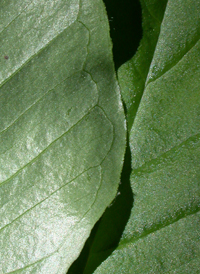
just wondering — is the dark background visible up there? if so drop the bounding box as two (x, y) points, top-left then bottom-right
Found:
(67, 1), (142, 273)
(104, 0), (142, 69)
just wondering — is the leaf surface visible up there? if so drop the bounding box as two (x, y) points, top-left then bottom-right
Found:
(0, 0), (126, 273)
(95, 0), (200, 272)
(118, 0), (167, 131)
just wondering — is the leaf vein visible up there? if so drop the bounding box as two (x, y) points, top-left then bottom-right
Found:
(0, 0), (34, 35)
(146, 37), (200, 86)
(132, 132), (200, 173)
(118, 208), (200, 250)
(0, 105), (96, 188)
(0, 71), (81, 136)
(0, 166), (98, 233)
(0, 8), (80, 89)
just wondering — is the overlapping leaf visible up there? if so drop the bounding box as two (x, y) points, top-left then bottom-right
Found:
(0, 0), (126, 273)
(95, 0), (200, 273)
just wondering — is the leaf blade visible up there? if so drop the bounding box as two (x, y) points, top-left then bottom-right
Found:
(95, 0), (200, 272)
(0, 0), (126, 273)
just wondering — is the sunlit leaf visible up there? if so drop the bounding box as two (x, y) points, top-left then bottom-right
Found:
(95, 0), (200, 272)
(0, 0), (126, 273)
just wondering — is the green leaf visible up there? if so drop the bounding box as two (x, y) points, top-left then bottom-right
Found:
(0, 0), (126, 273)
(95, 0), (200, 272)
(118, 0), (168, 132)
(68, 141), (133, 274)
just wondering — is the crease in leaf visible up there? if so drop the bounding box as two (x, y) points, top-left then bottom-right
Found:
(118, 0), (168, 131)
(95, 0), (200, 273)
(147, 0), (200, 84)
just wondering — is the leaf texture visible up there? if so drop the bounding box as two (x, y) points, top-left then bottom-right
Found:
(95, 0), (200, 273)
(0, 0), (126, 273)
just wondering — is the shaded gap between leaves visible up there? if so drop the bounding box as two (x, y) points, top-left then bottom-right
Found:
(67, 137), (133, 274)
(103, 0), (142, 70)
(67, 1), (142, 272)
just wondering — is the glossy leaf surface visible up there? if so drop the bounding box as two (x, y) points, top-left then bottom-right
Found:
(0, 0), (126, 273)
(95, 0), (200, 273)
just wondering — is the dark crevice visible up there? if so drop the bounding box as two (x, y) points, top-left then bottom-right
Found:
(67, 1), (141, 272)
(67, 138), (133, 274)
(103, 0), (142, 70)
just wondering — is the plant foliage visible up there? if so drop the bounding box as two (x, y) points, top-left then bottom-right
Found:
(0, 0), (199, 273)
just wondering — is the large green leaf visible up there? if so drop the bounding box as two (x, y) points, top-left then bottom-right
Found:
(0, 0), (126, 273)
(95, 0), (200, 272)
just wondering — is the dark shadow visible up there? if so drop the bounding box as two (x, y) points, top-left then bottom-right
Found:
(67, 138), (133, 274)
(103, 0), (142, 69)
(67, 1), (141, 272)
